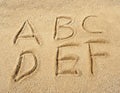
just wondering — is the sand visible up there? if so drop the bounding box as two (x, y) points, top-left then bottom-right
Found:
(0, 0), (120, 93)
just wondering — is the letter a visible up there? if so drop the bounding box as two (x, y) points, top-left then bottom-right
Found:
(13, 20), (40, 44)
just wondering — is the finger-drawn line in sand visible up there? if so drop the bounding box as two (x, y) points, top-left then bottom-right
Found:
(13, 20), (40, 44)
(82, 15), (103, 34)
(56, 43), (80, 76)
(85, 39), (109, 44)
(54, 16), (74, 40)
(85, 39), (109, 75)
(12, 50), (38, 82)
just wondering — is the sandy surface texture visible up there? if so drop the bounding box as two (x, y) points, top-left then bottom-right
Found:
(0, 0), (120, 93)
